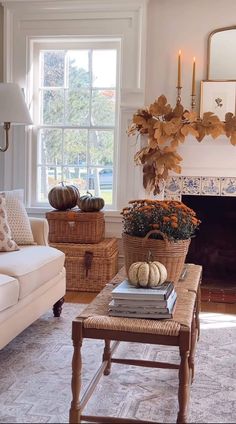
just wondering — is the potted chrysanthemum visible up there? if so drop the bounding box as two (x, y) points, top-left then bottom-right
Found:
(121, 199), (201, 283)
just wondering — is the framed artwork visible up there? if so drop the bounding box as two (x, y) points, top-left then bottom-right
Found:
(200, 81), (236, 120)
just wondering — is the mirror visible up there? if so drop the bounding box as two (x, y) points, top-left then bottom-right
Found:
(207, 26), (236, 80)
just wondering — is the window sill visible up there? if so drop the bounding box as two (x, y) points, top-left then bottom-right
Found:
(27, 206), (122, 220)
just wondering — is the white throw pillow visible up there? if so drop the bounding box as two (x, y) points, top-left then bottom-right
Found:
(0, 189), (34, 245)
(0, 195), (19, 251)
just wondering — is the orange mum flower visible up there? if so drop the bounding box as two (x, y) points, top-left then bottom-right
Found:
(163, 216), (170, 222)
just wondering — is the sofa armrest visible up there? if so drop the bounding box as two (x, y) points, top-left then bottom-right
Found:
(29, 217), (49, 246)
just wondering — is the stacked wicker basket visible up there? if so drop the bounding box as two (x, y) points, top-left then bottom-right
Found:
(46, 209), (118, 292)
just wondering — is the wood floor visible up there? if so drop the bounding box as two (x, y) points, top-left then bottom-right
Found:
(65, 291), (236, 314)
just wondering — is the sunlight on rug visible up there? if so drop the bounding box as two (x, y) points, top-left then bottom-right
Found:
(0, 303), (235, 423)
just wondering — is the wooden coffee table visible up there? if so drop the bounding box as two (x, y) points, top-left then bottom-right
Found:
(69, 264), (202, 424)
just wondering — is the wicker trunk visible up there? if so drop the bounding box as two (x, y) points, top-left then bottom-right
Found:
(50, 238), (118, 292)
(46, 209), (105, 244)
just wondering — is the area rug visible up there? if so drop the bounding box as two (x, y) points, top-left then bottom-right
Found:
(0, 303), (236, 423)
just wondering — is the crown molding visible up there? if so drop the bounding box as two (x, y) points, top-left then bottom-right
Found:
(1, 0), (149, 11)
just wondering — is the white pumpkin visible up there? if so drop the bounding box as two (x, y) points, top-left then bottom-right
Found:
(128, 261), (167, 287)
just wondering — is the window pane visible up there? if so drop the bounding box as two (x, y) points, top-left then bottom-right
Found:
(99, 168), (113, 190)
(77, 167), (88, 194)
(38, 129), (62, 165)
(99, 168), (113, 206)
(68, 50), (90, 89)
(65, 89), (90, 125)
(89, 130), (113, 166)
(91, 90), (115, 126)
(42, 51), (65, 87)
(37, 166), (62, 202)
(64, 129), (87, 166)
(92, 50), (116, 87)
(62, 166), (81, 187)
(42, 89), (64, 125)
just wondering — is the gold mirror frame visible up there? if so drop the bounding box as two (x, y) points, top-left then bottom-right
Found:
(207, 25), (236, 80)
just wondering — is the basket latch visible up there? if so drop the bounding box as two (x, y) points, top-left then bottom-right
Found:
(84, 251), (93, 277)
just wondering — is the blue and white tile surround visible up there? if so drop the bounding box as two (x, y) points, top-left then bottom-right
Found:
(164, 176), (236, 200)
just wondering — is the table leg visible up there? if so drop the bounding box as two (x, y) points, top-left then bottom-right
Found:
(189, 314), (196, 384)
(69, 322), (83, 424)
(196, 286), (201, 341)
(177, 348), (190, 424)
(103, 339), (111, 375)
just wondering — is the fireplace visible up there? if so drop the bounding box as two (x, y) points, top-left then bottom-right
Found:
(182, 195), (236, 303)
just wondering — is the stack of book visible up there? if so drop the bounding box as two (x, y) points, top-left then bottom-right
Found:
(108, 280), (177, 319)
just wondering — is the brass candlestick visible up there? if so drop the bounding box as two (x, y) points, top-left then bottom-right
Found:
(176, 86), (182, 105)
(191, 94), (196, 111)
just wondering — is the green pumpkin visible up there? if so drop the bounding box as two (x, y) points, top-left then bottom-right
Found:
(78, 191), (105, 212)
(48, 182), (80, 211)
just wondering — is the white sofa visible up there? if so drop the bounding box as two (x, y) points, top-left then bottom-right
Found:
(0, 217), (66, 350)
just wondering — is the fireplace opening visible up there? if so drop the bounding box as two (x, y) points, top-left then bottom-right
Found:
(182, 195), (236, 300)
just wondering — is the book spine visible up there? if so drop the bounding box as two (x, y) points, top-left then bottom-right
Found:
(111, 293), (177, 311)
(108, 311), (172, 319)
(109, 307), (171, 313)
(112, 288), (176, 303)
(164, 283), (175, 300)
(112, 291), (174, 301)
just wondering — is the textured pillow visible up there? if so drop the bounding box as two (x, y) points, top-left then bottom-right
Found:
(0, 195), (19, 252)
(0, 190), (34, 245)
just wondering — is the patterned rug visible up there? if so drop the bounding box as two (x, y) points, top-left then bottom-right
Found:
(0, 303), (236, 423)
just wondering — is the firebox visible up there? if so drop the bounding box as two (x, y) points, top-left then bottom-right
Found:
(182, 195), (236, 303)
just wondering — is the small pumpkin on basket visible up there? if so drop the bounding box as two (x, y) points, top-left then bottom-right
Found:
(48, 182), (80, 211)
(78, 191), (105, 212)
(128, 260), (167, 288)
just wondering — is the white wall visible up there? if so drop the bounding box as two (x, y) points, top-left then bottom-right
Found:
(146, 0), (236, 177)
(0, 5), (3, 82)
(146, 0), (236, 106)
(0, 5), (4, 184)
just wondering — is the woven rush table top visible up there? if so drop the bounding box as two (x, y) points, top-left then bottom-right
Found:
(175, 263), (202, 293)
(77, 264), (202, 337)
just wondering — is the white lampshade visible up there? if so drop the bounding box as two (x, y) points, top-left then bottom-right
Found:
(0, 83), (32, 125)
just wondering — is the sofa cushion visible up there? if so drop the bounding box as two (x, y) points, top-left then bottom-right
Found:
(0, 189), (34, 245)
(0, 274), (19, 312)
(0, 195), (19, 252)
(0, 245), (65, 299)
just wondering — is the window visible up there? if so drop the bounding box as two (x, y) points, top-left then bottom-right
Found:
(31, 41), (120, 209)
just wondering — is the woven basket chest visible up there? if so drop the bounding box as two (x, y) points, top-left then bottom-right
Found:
(50, 238), (118, 292)
(46, 209), (105, 244)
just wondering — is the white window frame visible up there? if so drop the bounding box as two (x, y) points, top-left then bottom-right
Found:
(29, 38), (121, 210)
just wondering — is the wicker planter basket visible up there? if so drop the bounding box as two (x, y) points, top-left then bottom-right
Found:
(122, 230), (191, 284)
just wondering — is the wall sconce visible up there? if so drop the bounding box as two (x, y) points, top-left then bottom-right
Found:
(0, 83), (32, 152)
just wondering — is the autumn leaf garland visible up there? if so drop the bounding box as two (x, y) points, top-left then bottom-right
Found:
(128, 94), (235, 195)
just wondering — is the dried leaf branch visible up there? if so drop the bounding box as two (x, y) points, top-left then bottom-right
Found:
(128, 95), (234, 195)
